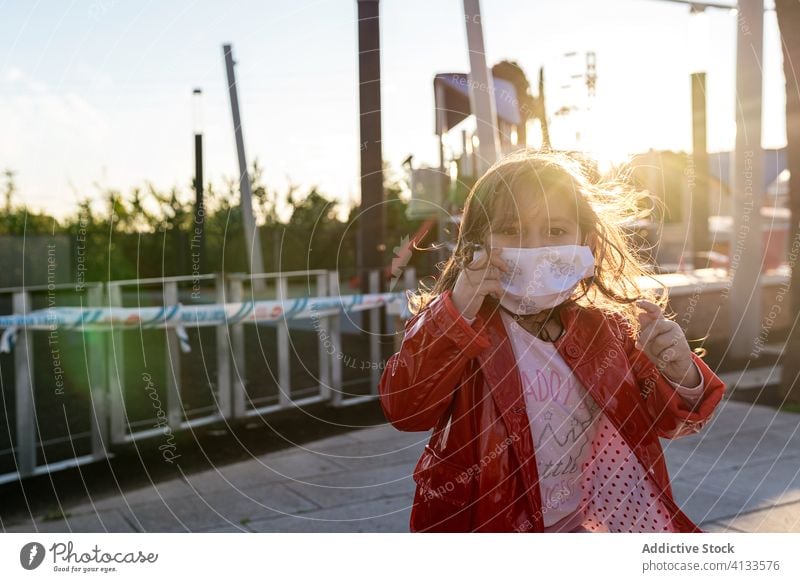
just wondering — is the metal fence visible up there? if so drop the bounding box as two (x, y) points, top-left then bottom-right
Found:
(0, 268), (415, 484)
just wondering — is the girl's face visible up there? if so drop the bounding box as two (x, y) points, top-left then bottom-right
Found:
(487, 182), (582, 249)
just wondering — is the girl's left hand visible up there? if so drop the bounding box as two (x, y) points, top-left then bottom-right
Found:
(634, 299), (701, 388)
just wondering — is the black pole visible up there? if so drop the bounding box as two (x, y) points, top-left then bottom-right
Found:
(356, 0), (386, 353)
(193, 133), (205, 273)
(357, 0), (385, 294)
(193, 88), (205, 275)
(690, 72), (711, 269)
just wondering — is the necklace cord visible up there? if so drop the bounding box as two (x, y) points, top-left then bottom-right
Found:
(496, 302), (563, 342)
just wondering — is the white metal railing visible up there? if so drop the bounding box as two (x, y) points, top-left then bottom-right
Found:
(0, 268), (415, 484)
(0, 281), (108, 483)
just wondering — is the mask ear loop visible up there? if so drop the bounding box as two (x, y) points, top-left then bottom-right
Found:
(458, 241), (484, 271)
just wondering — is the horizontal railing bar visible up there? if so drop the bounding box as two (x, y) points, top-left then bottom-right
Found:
(0, 282), (103, 294)
(0, 454), (105, 485)
(244, 395), (327, 417)
(122, 426), (170, 443)
(179, 414), (226, 430)
(107, 274), (218, 287)
(184, 404), (222, 416)
(329, 394), (377, 408)
(227, 270), (328, 281)
(37, 432), (93, 447)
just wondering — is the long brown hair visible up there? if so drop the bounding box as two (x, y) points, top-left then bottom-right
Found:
(408, 149), (668, 335)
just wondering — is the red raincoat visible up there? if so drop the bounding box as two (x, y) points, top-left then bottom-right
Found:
(379, 290), (726, 532)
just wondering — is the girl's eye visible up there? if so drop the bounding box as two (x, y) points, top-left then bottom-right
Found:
(549, 227), (567, 236)
(500, 226), (520, 235)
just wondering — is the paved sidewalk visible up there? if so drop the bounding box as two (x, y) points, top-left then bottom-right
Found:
(3, 399), (800, 533)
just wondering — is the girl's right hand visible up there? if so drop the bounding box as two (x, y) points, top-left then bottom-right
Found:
(451, 247), (510, 319)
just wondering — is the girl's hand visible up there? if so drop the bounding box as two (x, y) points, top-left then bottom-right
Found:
(634, 299), (701, 388)
(451, 247), (510, 319)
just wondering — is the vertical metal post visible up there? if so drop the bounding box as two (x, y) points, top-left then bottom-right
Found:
(193, 88), (206, 276)
(463, 0), (499, 175)
(316, 272), (331, 400)
(356, 0), (385, 300)
(368, 269), (381, 394)
(163, 281), (183, 429)
(223, 44), (266, 294)
(435, 80), (451, 265)
(436, 80), (448, 179)
(215, 273), (232, 418)
(461, 130), (469, 175)
(328, 271), (343, 407)
(87, 284), (109, 459)
(691, 72), (711, 269)
(13, 291), (35, 477)
(229, 277), (247, 417)
(276, 275), (291, 407)
(776, 0), (800, 403)
(391, 266), (416, 359)
(107, 283), (127, 444)
(730, 0), (764, 357)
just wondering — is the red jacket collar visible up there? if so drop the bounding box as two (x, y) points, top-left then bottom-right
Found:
(475, 299), (596, 355)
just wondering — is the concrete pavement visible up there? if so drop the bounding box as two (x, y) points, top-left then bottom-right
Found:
(3, 398), (800, 533)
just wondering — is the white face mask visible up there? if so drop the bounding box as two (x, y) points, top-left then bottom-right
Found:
(474, 245), (595, 315)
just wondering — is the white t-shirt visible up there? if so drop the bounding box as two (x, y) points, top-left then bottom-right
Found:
(500, 311), (601, 528)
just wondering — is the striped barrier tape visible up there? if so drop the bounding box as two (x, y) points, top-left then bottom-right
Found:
(0, 291), (413, 353)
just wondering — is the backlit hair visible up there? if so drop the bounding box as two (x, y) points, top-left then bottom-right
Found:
(408, 149), (669, 335)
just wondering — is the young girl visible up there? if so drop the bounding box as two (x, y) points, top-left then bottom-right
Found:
(379, 151), (725, 533)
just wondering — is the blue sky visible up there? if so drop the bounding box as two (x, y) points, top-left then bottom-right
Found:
(0, 0), (787, 220)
